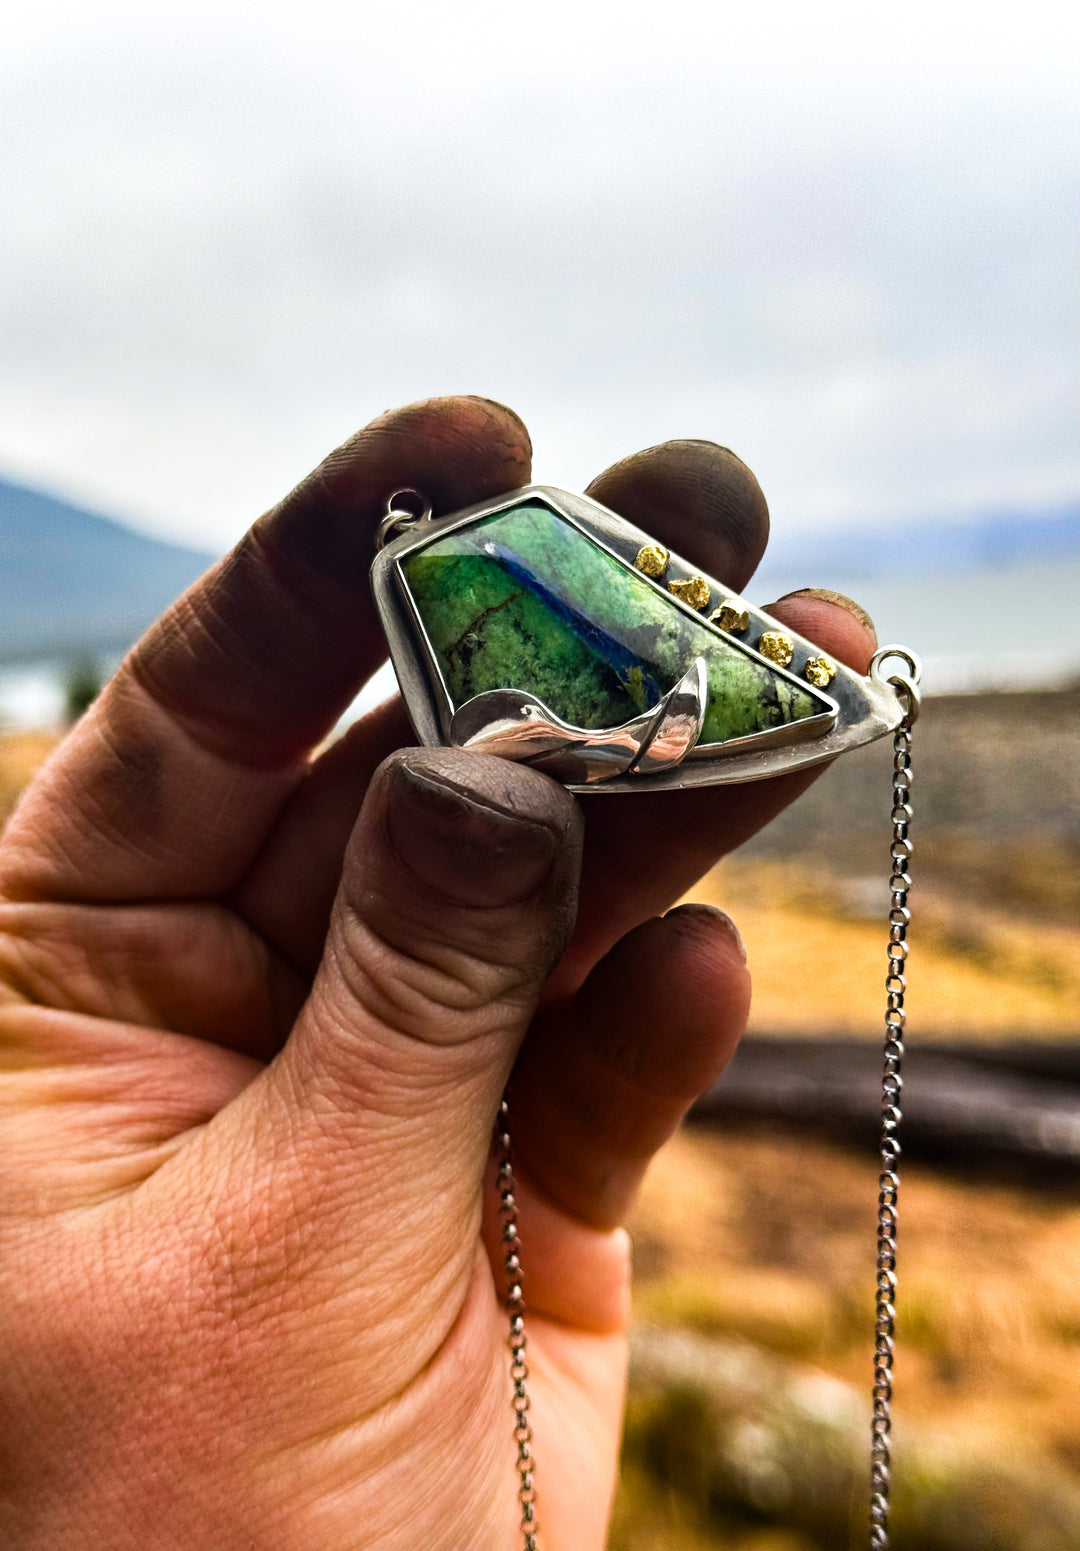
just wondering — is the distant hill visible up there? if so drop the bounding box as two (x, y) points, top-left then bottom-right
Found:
(0, 477), (215, 663)
(1, 471), (1077, 678)
(753, 500), (1080, 692)
(753, 501), (1080, 593)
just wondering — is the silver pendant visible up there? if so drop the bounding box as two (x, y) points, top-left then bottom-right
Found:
(371, 483), (918, 793)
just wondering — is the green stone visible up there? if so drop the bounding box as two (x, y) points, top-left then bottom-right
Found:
(401, 500), (828, 746)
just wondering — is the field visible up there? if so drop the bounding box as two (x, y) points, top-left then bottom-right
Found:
(697, 854), (1080, 1040)
(613, 1127), (1080, 1549)
(609, 688), (1080, 1546)
(0, 729), (56, 830)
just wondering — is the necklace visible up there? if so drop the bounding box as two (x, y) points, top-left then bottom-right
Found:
(371, 483), (920, 1550)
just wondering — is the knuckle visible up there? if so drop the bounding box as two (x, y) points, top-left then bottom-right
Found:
(330, 909), (539, 1047)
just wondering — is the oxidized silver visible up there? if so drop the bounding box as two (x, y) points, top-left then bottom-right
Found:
(870, 649), (919, 1551)
(450, 657), (707, 784)
(372, 484), (911, 793)
(495, 1101), (539, 1551)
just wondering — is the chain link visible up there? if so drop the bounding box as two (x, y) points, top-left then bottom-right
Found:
(496, 1100), (540, 1551)
(870, 676), (918, 1549)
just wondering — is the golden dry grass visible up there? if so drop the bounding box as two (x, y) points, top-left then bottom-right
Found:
(629, 1127), (1080, 1473)
(0, 730), (56, 831)
(611, 1462), (815, 1551)
(688, 857), (1080, 1038)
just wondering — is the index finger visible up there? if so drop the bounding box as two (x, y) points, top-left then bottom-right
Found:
(0, 397), (532, 902)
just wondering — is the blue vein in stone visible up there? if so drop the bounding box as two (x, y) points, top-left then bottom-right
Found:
(483, 540), (666, 707)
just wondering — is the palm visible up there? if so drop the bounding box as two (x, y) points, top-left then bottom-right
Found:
(1, 865), (624, 1547)
(0, 398), (873, 1549)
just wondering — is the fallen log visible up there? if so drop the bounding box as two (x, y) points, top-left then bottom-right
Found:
(692, 1035), (1080, 1181)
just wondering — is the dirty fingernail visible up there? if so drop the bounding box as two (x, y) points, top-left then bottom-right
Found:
(387, 751), (563, 908)
(775, 587), (877, 642)
(466, 396), (533, 451)
(664, 902), (747, 963)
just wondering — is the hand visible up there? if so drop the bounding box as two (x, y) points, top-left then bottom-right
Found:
(0, 398), (875, 1550)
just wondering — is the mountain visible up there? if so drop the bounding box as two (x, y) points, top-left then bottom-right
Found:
(0, 477), (215, 663)
(752, 501), (1080, 594)
(1, 471), (1077, 680)
(751, 500), (1080, 692)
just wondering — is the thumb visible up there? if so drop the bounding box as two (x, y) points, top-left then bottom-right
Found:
(182, 748), (581, 1411)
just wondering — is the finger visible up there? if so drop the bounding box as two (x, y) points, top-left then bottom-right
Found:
(229, 695), (413, 971)
(0, 896), (305, 1055)
(586, 438), (770, 591)
(765, 585), (878, 669)
(481, 1159), (633, 1333)
(0, 397), (532, 904)
(509, 903), (751, 1238)
(160, 749), (582, 1413)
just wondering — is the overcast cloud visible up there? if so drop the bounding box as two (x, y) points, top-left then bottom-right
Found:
(1, 0), (1077, 550)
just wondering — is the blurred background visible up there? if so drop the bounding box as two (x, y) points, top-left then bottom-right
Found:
(2, 2), (1078, 1545)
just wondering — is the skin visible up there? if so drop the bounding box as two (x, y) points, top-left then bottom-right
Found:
(0, 397), (875, 1550)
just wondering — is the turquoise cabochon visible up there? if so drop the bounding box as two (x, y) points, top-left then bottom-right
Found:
(399, 498), (833, 750)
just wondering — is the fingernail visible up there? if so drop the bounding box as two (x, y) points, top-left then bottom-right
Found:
(775, 587), (877, 642)
(664, 902), (747, 962)
(387, 752), (560, 907)
(466, 396), (533, 453)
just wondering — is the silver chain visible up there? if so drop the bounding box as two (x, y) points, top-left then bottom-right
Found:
(496, 1100), (540, 1551)
(870, 654), (920, 1548)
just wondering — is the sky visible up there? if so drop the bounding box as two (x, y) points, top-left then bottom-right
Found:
(1, 0), (1077, 552)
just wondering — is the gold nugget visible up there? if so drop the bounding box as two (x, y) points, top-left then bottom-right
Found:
(758, 631), (795, 667)
(804, 655), (837, 687)
(634, 543), (669, 579)
(710, 600), (750, 634)
(668, 575), (711, 611)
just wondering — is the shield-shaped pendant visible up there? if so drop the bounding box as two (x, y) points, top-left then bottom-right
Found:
(371, 484), (917, 793)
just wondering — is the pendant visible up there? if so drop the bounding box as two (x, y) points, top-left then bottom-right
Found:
(371, 484), (918, 793)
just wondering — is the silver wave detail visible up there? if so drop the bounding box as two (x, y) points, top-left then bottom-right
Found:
(449, 658), (708, 785)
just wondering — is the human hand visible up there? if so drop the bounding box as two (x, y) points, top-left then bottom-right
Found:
(0, 398), (875, 1550)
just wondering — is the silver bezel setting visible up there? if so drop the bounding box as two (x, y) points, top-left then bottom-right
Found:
(370, 484), (907, 793)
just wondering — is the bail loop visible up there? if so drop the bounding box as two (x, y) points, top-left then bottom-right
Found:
(869, 645), (923, 728)
(375, 487), (433, 551)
